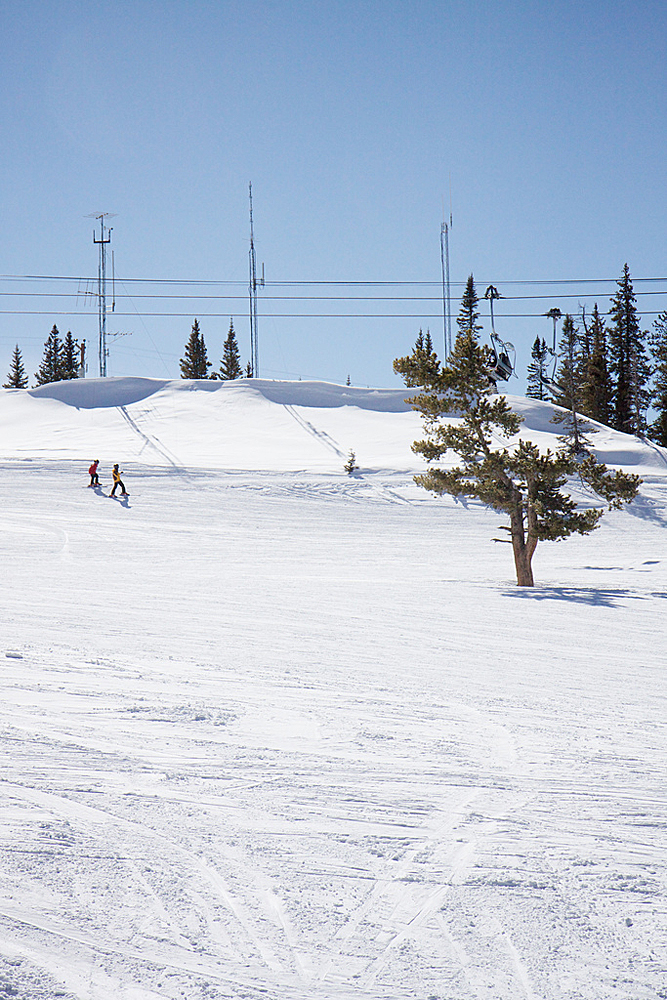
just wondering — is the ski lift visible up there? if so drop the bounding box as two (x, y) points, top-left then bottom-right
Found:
(542, 307), (562, 386)
(484, 285), (516, 382)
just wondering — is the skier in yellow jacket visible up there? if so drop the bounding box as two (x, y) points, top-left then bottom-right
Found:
(110, 464), (129, 497)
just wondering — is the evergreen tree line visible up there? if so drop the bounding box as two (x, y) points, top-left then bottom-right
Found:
(420, 265), (667, 447)
(526, 264), (667, 445)
(3, 326), (81, 388)
(179, 318), (247, 380)
(4, 318), (247, 388)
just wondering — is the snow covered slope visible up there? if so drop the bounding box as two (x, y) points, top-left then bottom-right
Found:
(2, 376), (666, 475)
(1, 378), (666, 1000)
(0, 378), (422, 472)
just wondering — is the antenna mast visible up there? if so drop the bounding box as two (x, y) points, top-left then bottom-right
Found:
(92, 213), (114, 377)
(248, 183), (260, 378)
(440, 213), (452, 359)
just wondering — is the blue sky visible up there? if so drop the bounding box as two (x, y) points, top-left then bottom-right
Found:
(1, 0), (666, 388)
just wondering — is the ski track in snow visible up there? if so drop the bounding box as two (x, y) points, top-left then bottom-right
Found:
(116, 404), (185, 471)
(0, 443), (666, 999)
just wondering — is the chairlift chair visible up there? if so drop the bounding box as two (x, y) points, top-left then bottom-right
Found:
(490, 332), (516, 381)
(484, 285), (516, 383)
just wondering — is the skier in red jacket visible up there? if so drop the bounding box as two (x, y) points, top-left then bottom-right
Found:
(88, 460), (100, 487)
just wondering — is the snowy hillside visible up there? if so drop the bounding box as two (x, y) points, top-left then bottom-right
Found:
(1, 378), (666, 1000)
(2, 376), (666, 475)
(0, 378), (422, 472)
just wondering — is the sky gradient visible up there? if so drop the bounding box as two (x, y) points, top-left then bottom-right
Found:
(1, 0), (666, 388)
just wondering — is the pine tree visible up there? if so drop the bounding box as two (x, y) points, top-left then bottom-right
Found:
(219, 319), (243, 380)
(393, 328), (440, 388)
(580, 304), (612, 425)
(456, 274), (483, 338)
(60, 331), (80, 380)
(344, 450), (359, 475)
(34, 325), (64, 385)
(180, 319), (212, 379)
(549, 314), (594, 454)
(550, 315), (579, 408)
(648, 310), (667, 446)
(3, 344), (28, 388)
(526, 336), (549, 400)
(180, 323), (199, 378)
(608, 264), (649, 434)
(629, 341), (652, 437)
(395, 325), (640, 587)
(195, 320), (212, 378)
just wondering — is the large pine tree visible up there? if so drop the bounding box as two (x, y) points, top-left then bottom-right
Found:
(608, 265), (649, 434)
(180, 319), (212, 379)
(3, 344), (28, 388)
(550, 314), (593, 455)
(456, 274), (483, 338)
(34, 325), (63, 385)
(60, 331), (80, 380)
(219, 319), (243, 380)
(394, 325), (639, 587)
(550, 314), (581, 410)
(648, 310), (667, 447)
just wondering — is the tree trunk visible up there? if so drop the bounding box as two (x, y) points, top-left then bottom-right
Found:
(512, 538), (534, 586)
(510, 505), (535, 587)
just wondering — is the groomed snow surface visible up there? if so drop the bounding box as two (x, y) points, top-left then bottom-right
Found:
(1, 378), (666, 1000)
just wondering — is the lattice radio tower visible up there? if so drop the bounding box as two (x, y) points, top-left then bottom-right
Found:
(90, 213), (115, 377)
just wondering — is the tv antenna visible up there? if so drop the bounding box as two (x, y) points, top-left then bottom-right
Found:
(248, 183), (264, 378)
(87, 212), (116, 376)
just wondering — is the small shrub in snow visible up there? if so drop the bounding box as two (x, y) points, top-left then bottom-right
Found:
(344, 450), (359, 475)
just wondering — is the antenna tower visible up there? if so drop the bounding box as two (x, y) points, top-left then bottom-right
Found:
(248, 183), (262, 378)
(91, 213), (115, 376)
(440, 212), (452, 359)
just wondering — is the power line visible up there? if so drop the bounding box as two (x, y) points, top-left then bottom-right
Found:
(2, 272), (667, 286)
(1, 270), (665, 328)
(2, 309), (667, 320)
(1, 290), (667, 302)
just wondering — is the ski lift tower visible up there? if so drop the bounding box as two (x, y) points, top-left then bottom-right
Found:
(89, 213), (116, 377)
(545, 307), (562, 354)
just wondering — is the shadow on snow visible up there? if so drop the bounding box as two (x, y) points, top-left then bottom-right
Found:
(501, 586), (667, 607)
(625, 494), (667, 528)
